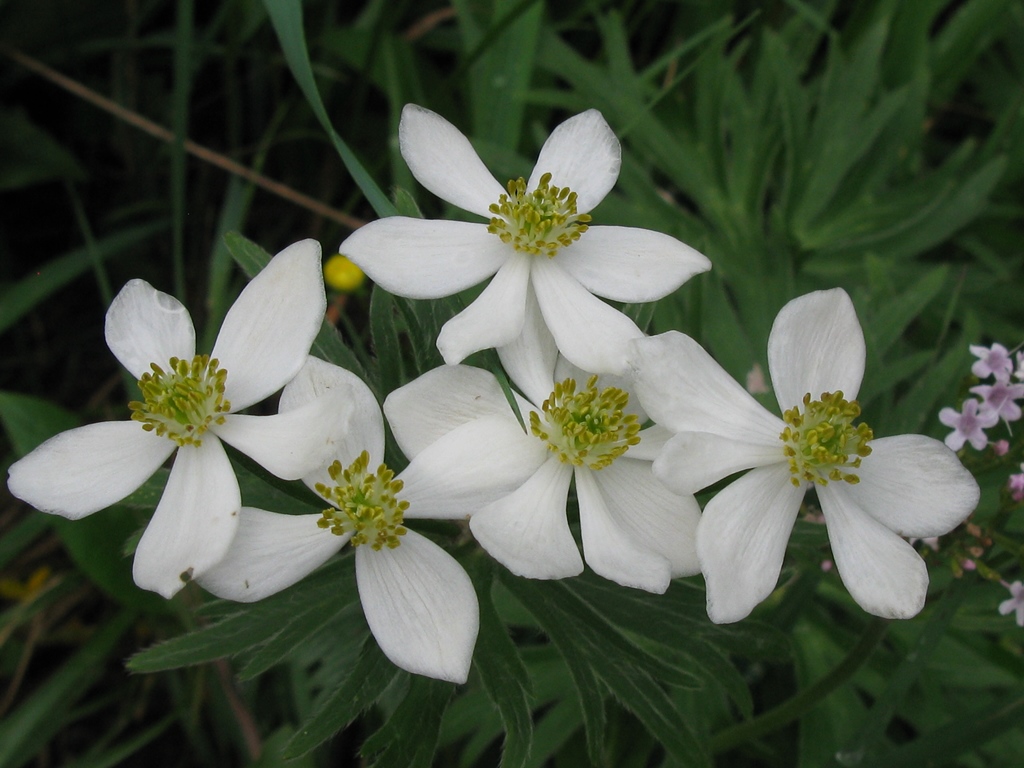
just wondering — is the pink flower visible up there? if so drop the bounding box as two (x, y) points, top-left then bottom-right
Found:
(970, 343), (1014, 381)
(970, 380), (1024, 423)
(993, 440), (1010, 456)
(939, 399), (999, 451)
(1008, 470), (1024, 502)
(998, 581), (1024, 627)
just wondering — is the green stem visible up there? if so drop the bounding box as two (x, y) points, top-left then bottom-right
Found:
(710, 616), (890, 754)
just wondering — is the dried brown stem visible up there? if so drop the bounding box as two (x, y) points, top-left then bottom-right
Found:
(1, 45), (365, 231)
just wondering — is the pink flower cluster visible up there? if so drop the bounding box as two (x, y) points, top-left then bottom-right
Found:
(939, 344), (1024, 451)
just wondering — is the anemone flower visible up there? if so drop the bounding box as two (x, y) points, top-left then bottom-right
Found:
(627, 288), (979, 622)
(384, 294), (701, 594)
(8, 240), (343, 598)
(341, 104), (710, 375)
(197, 356), (538, 683)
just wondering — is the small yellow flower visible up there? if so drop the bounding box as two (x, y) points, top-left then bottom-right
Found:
(324, 254), (365, 293)
(0, 566), (52, 602)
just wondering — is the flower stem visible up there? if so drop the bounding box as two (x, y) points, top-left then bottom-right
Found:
(710, 617), (890, 754)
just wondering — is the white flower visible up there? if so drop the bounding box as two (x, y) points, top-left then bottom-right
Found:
(385, 301), (701, 593)
(627, 288), (980, 622)
(198, 358), (482, 684)
(340, 104), (711, 375)
(7, 241), (341, 598)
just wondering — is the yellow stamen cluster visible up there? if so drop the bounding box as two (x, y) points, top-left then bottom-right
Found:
(129, 355), (230, 447)
(530, 376), (640, 470)
(487, 172), (591, 257)
(315, 451), (408, 550)
(780, 391), (873, 487)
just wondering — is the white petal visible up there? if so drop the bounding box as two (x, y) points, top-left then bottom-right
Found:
(697, 464), (805, 623)
(528, 110), (620, 213)
(384, 365), (523, 459)
(356, 529), (479, 683)
(653, 431), (785, 495)
(213, 391), (354, 481)
(437, 252), (531, 365)
(497, 285), (559, 407)
(627, 332), (784, 439)
(768, 288), (865, 411)
(469, 458), (580, 580)
(556, 226), (710, 302)
(133, 437), (241, 598)
(8, 421), (174, 519)
(104, 279), (195, 379)
(399, 415), (548, 519)
(595, 458), (701, 577)
(280, 356), (384, 480)
(576, 468), (671, 593)
(627, 423), (672, 462)
(198, 508), (348, 602)
(845, 435), (979, 537)
(399, 103), (505, 218)
(820, 484), (928, 619)
(532, 258), (643, 375)
(341, 217), (507, 298)
(213, 239), (326, 411)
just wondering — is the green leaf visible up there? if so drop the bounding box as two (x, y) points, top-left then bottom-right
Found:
(361, 675), (454, 768)
(284, 637), (400, 758)
(0, 108), (85, 190)
(472, 565), (534, 768)
(128, 554), (355, 672)
(261, 0), (396, 218)
(500, 574), (606, 765)
(828, 579), (969, 766)
(369, 286), (405, 397)
(0, 220), (167, 338)
(0, 611), (135, 768)
(0, 391), (79, 456)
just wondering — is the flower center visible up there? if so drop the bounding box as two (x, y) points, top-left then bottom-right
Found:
(780, 391), (873, 487)
(129, 355), (231, 447)
(530, 376), (640, 470)
(315, 451), (408, 550)
(487, 172), (591, 258)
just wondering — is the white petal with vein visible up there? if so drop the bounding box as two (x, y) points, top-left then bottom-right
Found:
(132, 438), (241, 598)
(697, 464), (805, 623)
(399, 104), (504, 218)
(529, 110), (620, 213)
(8, 421), (175, 519)
(532, 258), (643, 375)
(470, 458), (580, 580)
(357, 529), (479, 683)
(845, 434), (979, 537)
(105, 279), (195, 379)
(399, 415), (547, 519)
(342, 218), (507, 298)
(820, 484), (929, 619)
(198, 508), (348, 602)
(437, 252), (531, 364)
(384, 365), (520, 459)
(576, 468), (671, 593)
(768, 288), (865, 411)
(556, 226), (710, 302)
(213, 239), (325, 410)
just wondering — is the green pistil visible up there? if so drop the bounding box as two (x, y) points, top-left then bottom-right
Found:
(315, 451), (408, 550)
(487, 172), (591, 258)
(129, 355), (230, 447)
(780, 391), (873, 488)
(530, 375), (640, 470)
